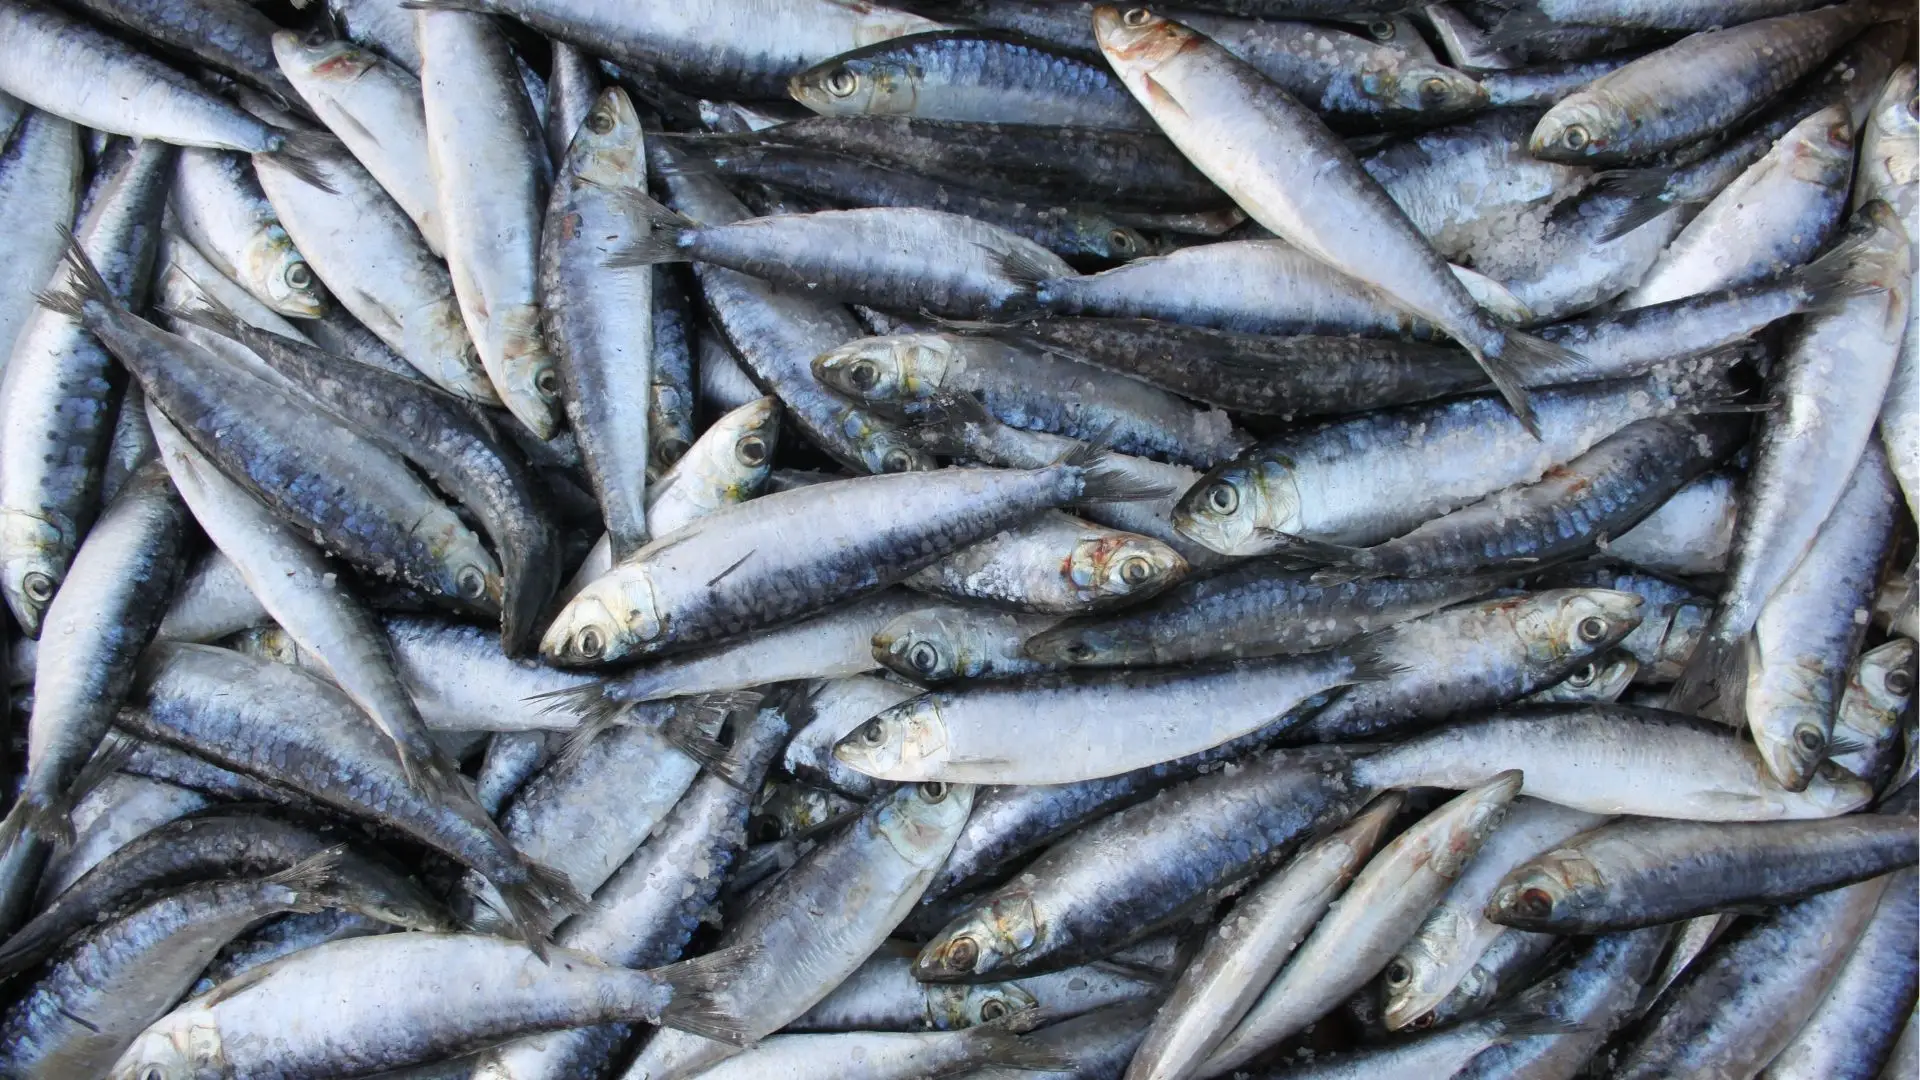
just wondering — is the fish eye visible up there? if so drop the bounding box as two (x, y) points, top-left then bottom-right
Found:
(1064, 642), (1093, 661)
(1885, 668), (1913, 696)
(1367, 19), (1396, 39)
(881, 448), (915, 473)
(848, 360), (880, 392)
(284, 261), (314, 290)
(1562, 124), (1590, 151)
(754, 818), (783, 842)
(576, 626), (605, 659)
(654, 438), (690, 467)
(734, 434), (768, 467)
(21, 571), (54, 603)
(300, 27), (332, 48)
(825, 68), (859, 97)
(586, 109), (616, 134)
(1122, 7), (1153, 27)
(1567, 663), (1596, 687)
(1517, 887), (1554, 917)
(1576, 616), (1608, 643)
(1383, 959), (1411, 987)
(979, 997), (1010, 1021)
(1107, 228), (1137, 253)
(456, 565), (488, 599)
(534, 366), (562, 400)
(1118, 556), (1152, 586)
(1420, 77), (1448, 100)
(1205, 482), (1238, 515)
(945, 934), (980, 968)
(918, 781), (949, 802)
(860, 718), (888, 745)
(1410, 1012), (1437, 1029)
(142, 1067), (167, 1080)
(1795, 727), (1825, 753)
(908, 641), (941, 673)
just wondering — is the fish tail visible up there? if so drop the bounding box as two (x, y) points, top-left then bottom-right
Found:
(962, 1011), (1070, 1071)
(36, 226), (116, 322)
(663, 691), (767, 791)
(652, 943), (763, 1045)
(1257, 530), (1371, 571)
(495, 858), (587, 956)
(1339, 630), (1407, 685)
(1487, 1006), (1584, 1042)
(265, 130), (340, 195)
(264, 844), (347, 911)
(1665, 617), (1742, 716)
(604, 190), (697, 268)
(986, 243), (1067, 298)
(1480, 327), (1591, 436)
(1798, 223), (1900, 315)
(1060, 439), (1175, 503)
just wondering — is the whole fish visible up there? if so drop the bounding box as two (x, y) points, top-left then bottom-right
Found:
(0, 461), (184, 853)
(789, 30), (1151, 130)
(542, 86), (653, 560)
(543, 452), (1161, 665)
(1530, 2), (1889, 164)
(1350, 704), (1875, 819)
(1487, 814), (1918, 933)
(417, 6), (560, 438)
(834, 638), (1385, 784)
(1095, 8), (1580, 428)
(1200, 772), (1523, 1077)
(0, 139), (169, 636)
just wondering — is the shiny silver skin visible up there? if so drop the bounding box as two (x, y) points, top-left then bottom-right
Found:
(1761, 867), (1919, 1079)
(791, 940), (1159, 1032)
(0, 108), (80, 378)
(1831, 639), (1917, 788)
(169, 148), (325, 317)
(873, 606), (1062, 684)
(904, 512), (1189, 615)
(417, 6), (560, 437)
(783, 675), (923, 798)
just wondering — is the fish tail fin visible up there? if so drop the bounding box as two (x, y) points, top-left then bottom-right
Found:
(13, 792), (75, 851)
(264, 844), (347, 912)
(1257, 530), (1371, 570)
(37, 226), (116, 322)
(1339, 630), (1407, 685)
(1480, 327), (1591, 435)
(1665, 616), (1741, 716)
(1485, 5), (1553, 51)
(653, 943), (764, 1045)
(984, 243), (1065, 296)
(12, 731), (140, 851)
(163, 288), (246, 339)
(265, 130), (340, 194)
(1590, 168), (1679, 243)
(1488, 1006), (1584, 1042)
(495, 858), (587, 957)
(1798, 224), (1899, 315)
(604, 190), (697, 268)
(963, 1010), (1071, 1071)
(664, 691), (767, 790)
(1057, 440), (1174, 503)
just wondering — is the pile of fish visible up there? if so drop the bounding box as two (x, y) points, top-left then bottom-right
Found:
(0, 0), (1913, 1074)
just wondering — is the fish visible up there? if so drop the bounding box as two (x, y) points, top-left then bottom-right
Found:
(168, 148), (327, 318)
(902, 512), (1191, 614)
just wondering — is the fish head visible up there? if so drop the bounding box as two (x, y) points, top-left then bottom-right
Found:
(1092, 7), (1200, 72)
(719, 396), (780, 486)
(929, 979), (1040, 1028)
(1019, 620), (1133, 666)
(853, 420), (937, 475)
(109, 1008), (220, 1080)
(1170, 457), (1301, 556)
(1523, 588), (1643, 666)
(1382, 905), (1471, 1029)
(1529, 96), (1620, 163)
(1366, 62), (1488, 119)
(662, 395), (780, 520)
(834, 697), (948, 779)
(788, 55), (909, 117)
(1422, 770), (1524, 880)
(1545, 650), (1637, 703)
(240, 223), (326, 317)
(270, 28), (378, 83)
(424, 517), (503, 617)
(1484, 847), (1603, 930)
(915, 884), (1040, 981)
(874, 611), (976, 682)
(0, 508), (73, 636)
(1754, 706), (1839, 795)
(813, 335), (953, 404)
(540, 567), (662, 666)
(1783, 104), (1857, 189)
(561, 88), (645, 185)
(1851, 638), (1917, 732)
(1067, 533), (1188, 605)
(873, 779), (977, 865)
(496, 313), (564, 441)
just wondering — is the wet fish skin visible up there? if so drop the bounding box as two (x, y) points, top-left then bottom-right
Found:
(1124, 794), (1403, 1080)
(914, 746), (1367, 982)
(272, 30), (444, 255)
(541, 86), (653, 561)
(545, 41), (602, 167)
(789, 29), (1150, 130)
(125, 643), (580, 946)
(418, 6), (561, 438)
(784, 675), (922, 798)
(2, 461), (185, 855)
(873, 606), (1061, 684)
(0, 807), (447, 982)
(1350, 704), (1875, 820)
(618, 781), (974, 1080)
(1200, 772), (1524, 1077)
(1530, 2), (1886, 164)
(1519, 649), (1638, 704)
(0, 138), (169, 637)
(253, 138), (493, 404)
(66, 0), (298, 102)
(1673, 204), (1912, 715)
(904, 512), (1190, 615)
(1095, 7), (1574, 428)
(791, 940), (1159, 1032)
(0, 108), (81, 377)
(1830, 639), (1917, 788)
(1025, 563), (1490, 668)
(1486, 814), (1918, 934)
(1610, 874), (1893, 1080)
(1297, 588), (1643, 744)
